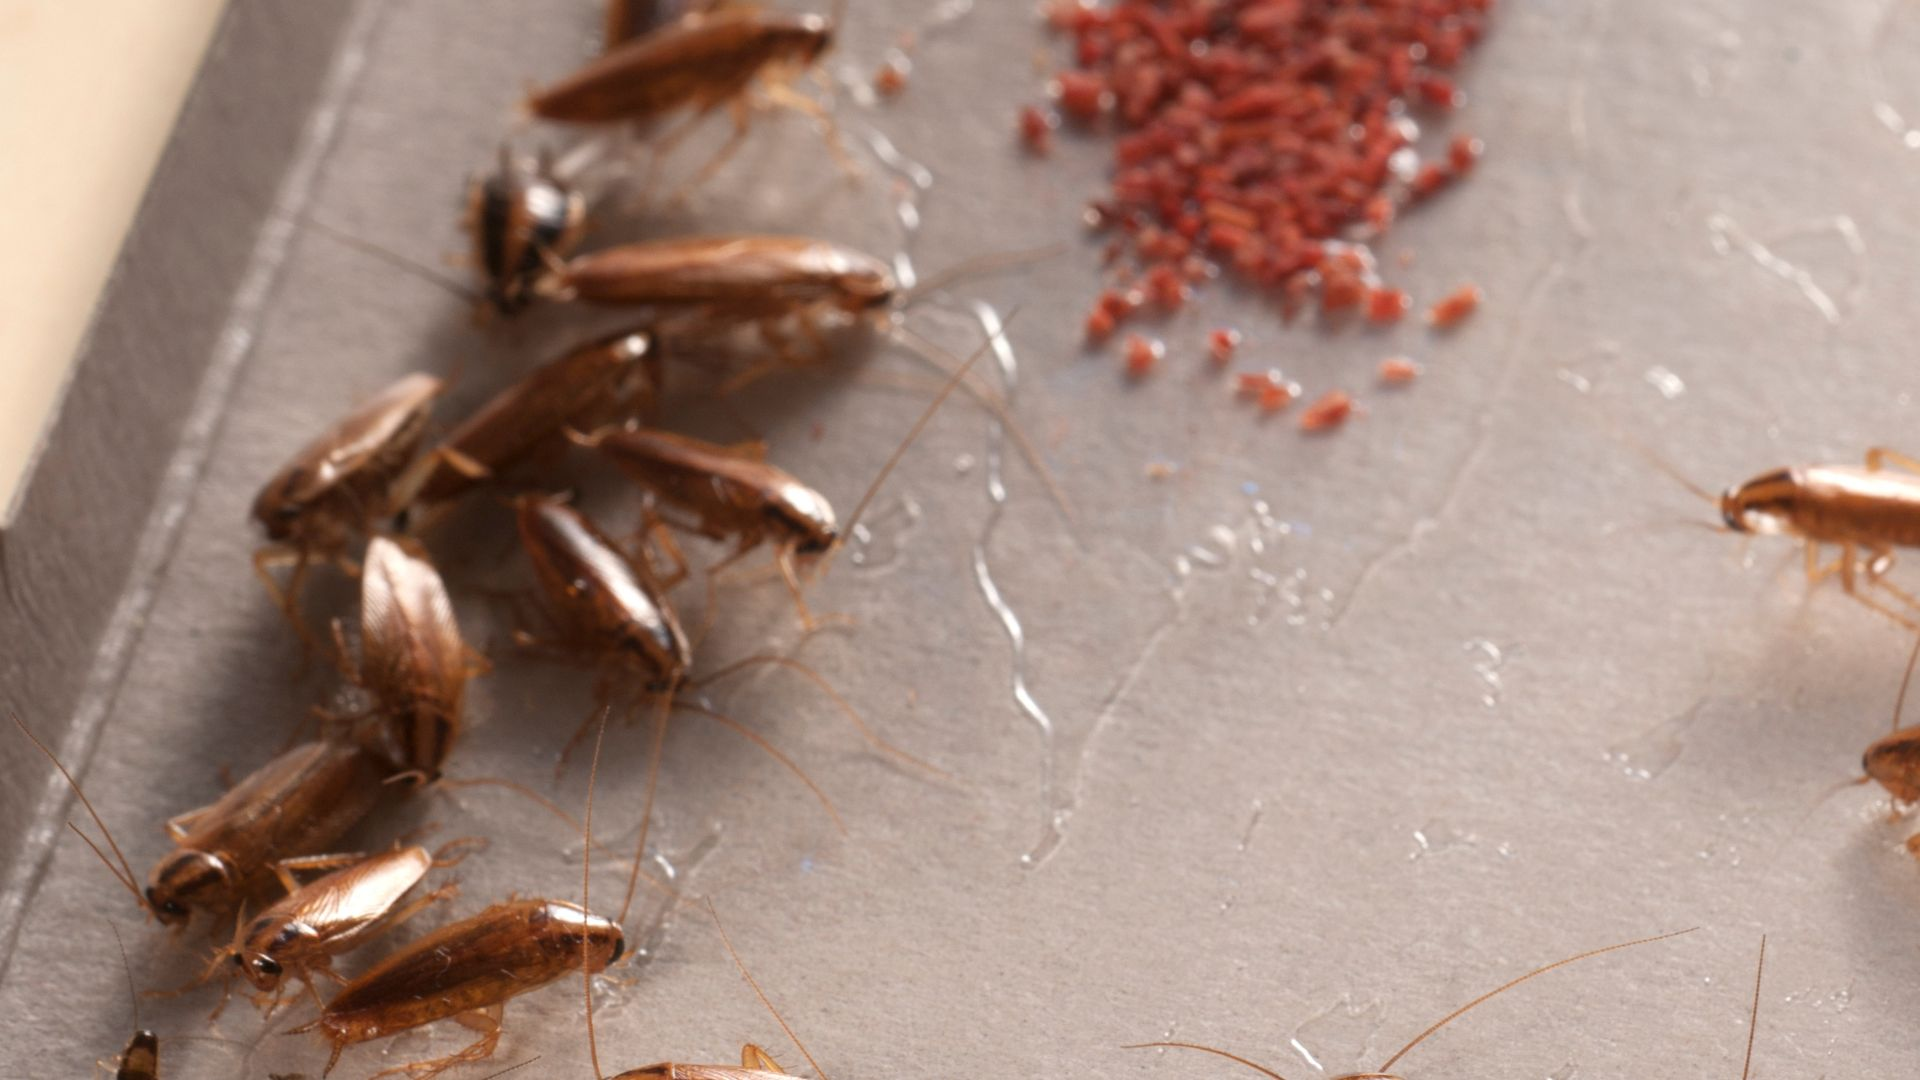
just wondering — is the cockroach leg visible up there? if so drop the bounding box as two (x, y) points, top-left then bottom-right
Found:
(665, 96), (758, 207)
(1865, 446), (1920, 476)
(762, 78), (856, 177)
(269, 852), (371, 896)
(361, 1002), (506, 1080)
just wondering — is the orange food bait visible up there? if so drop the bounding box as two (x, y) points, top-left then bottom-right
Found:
(1123, 334), (1162, 377)
(1018, 105), (1056, 154)
(874, 59), (909, 97)
(1427, 284), (1482, 328)
(1378, 357), (1421, 384)
(1299, 390), (1354, 431)
(1208, 329), (1241, 366)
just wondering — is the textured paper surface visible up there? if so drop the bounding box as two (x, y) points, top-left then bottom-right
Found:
(2, 1), (1917, 1077)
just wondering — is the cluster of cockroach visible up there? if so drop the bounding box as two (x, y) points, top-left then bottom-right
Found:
(1659, 449), (1920, 857)
(22, 2), (1025, 1077)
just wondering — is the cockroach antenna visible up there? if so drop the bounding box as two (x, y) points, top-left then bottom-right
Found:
(833, 307), (1024, 562)
(707, 898), (830, 1080)
(1128, 928), (1698, 1079)
(13, 715), (144, 909)
(297, 213), (485, 306)
(1741, 937), (1766, 1080)
(582, 704), (613, 1080)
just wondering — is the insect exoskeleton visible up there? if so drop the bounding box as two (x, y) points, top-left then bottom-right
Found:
(1128, 929), (1696, 1080)
(211, 843), (461, 1015)
(144, 739), (396, 927)
(1714, 449), (1920, 626)
(514, 492), (693, 690)
(465, 146), (587, 315)
(16, 717), (396, 929)
(297, 898), (623, 1078)
(249, 372), (447, 629)
(341, 536), (485, 782)
(406, 327), (660, 514)
(526, 6), (838, 184)
(549, 234), (893, 320)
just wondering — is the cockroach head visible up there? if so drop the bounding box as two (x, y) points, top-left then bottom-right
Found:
(788, 11), (834, 63)
(1719, 469), (1796, 535)
(146, 851), (232, 926)
(1863, 730), (1920, 803)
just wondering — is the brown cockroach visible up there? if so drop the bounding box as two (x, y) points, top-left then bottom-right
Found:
(526, 4), (845, 188)
(1127, 928), (1696, 1080)
(406, 327), (660, 514)
(293, 896), (624, 1078)
(1690, 449), (1920, 628)
(16, 716), (394, 928)
(564, 319), (999, 628)
(541, 235), (892, 349)
(334, 536), (487, 782)
(251, 372), (480, 633)
(114, 1030), (159, 1080)
(511, 492), (892, 794)
(1848, 628), (1920, 858)
(202, 840), (472, 1016)
(465, 146), (588, 315)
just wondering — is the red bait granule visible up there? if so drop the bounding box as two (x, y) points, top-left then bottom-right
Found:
(1378, 357), (1421, 384)
(1365, 288), (1410, 324)
(1208, 328), (1241, 365)
(1056, 70), (1107, 120)
(1033, 0), (1493, 330)
(1299, 389), (1354, 431)
(1124, 333), (1162, 376)
(874, 58), (909, 97)
(1427, 284), (1482, 328)
(1257, 381), (1298, 413)
(1019, 105), (1057, 154)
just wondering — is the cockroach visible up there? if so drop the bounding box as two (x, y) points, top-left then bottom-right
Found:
(564, 428), (836, 624)
(1689, 448), (1920, 628)
(542, 234), (892, 334)
(334, 536), (487, 782)
(1846, 628), (1920, 858)
(293, 897), (624, 1078)
(251, 372), (476, 633)
(1127, 928), (1696, 1080)
(202, 841), (470, 1016)
(406, 328), (660, 514)
(16, 716), (394, 928)
(564, 320), (1000, 628)
(525, 4), (846, 189)
(465, 146), (587, 315)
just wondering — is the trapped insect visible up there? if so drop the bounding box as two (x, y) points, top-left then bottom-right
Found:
(1128, 928), (1696, 1080)
(1702, 448), (1920, 628)
(250, 373), (479, 636)
(200, 841), (470, 1017)
(564, 321), (998, 630)
(294, 896), (624, 1078)
(16, 716), (394, 928)
(525, 3), (847, 191)
(333, 536), (488, 782)
(404, 327), (660, 516)
(465, 147), (587, 315)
